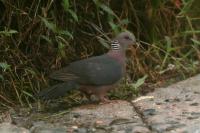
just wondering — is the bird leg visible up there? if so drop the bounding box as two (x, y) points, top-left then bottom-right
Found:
(83, 92), (92, 101)
(96, 93), (111, 104)
(100, 97), (111, 104)
(80, 85), (113, 103)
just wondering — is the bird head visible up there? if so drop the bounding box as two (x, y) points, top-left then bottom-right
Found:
(113, 31), (136, 50)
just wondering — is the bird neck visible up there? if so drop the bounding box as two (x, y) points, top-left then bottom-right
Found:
(108, 41), (126, 64)
(111, 40), (121, 50)
(110, 40), (125, 53)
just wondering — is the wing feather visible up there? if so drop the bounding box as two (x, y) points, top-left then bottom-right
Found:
(49, 55), (123, 85)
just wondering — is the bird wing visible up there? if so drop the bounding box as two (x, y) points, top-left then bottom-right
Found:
(49, 55), (123, 85)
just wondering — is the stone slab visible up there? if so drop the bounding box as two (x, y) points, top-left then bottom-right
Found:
(133, 74), (200, 132)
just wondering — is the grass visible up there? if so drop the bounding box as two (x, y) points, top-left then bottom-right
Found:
(0, 0), (200, 108)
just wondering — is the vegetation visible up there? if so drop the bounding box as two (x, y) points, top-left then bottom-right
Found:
(0, 0), (199, 108)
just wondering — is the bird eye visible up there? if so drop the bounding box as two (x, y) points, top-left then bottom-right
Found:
(124, 35), (131, 40)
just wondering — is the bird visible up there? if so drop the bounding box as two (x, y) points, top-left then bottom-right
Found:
(38, 31), (136, 102)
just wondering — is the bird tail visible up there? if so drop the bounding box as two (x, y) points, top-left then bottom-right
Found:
(38, 81), (79, 100)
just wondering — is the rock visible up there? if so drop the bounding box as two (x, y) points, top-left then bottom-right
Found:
(0, 122), (30, 133)
(30, 121), (68, 133)
(69, 100), (150, 133)
(10, 100), (150, 133)
(6, 74), (200, 132)
(133, 74), (200, 132)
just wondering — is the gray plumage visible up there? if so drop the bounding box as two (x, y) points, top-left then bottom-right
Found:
(49, 55), (123, 85)
(38, 31), (136, 102)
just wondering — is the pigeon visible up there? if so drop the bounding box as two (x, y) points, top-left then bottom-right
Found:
(38, 31), (136, 102)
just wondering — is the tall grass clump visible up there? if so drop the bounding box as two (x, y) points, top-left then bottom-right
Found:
(0, 0), (199, 107)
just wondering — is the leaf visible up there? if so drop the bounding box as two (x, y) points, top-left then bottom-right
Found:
(119, 19), (129, 25)
(109, 21), (119, 34)
(99, 4), (115, 16)
(40, 17), (57, 33)
(161, 36), (175, 68)
(184, 30), (200, 34)
(62, 0), (69, 11)
(25, 68), (36, 75)
(0, 29), (18, 36)
(191, 38), (200, 45)
(40, 35), (53, 44)
(59, 30), (73, 39)
(165, 36), (172, 51)
(97, 36), (109, 48)
(131, 75), (148, 89)
(22, 90), (34, 98)
(58, 41), (66, 58)
(68, 9), (78, 22)
(179, 0), (194, 15)
(93, 0), (100, 6)
(61, 0), (78, 22)
(0, 75), (4, 80)
(0, 62), (10, 71)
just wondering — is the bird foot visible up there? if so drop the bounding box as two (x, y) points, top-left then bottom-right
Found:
(99, 97), (111, 104)
(100, 99), (123, 104)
